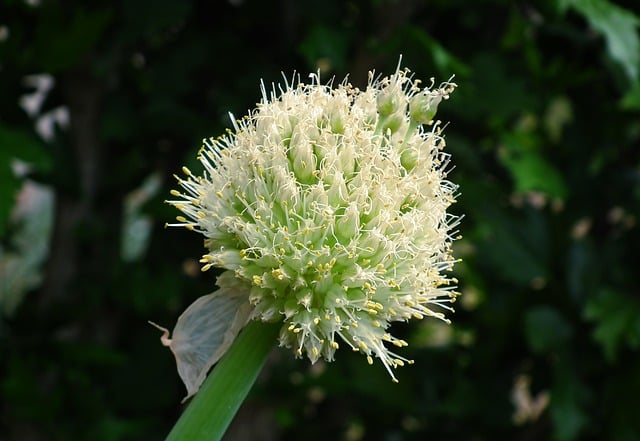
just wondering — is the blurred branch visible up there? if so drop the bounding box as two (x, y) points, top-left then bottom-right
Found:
(39, 66), (104, 309)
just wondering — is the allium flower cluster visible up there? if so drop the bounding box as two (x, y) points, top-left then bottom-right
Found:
(165, 64), (459, 396)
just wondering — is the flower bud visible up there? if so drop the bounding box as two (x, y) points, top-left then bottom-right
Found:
(409, 92), (442, 125)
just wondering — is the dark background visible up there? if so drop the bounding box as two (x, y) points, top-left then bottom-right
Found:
(1, 0), (640, 440)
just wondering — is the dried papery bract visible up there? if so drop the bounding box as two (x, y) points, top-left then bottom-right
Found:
(162, 63), (460, 397)
(151, 273), (252, 401)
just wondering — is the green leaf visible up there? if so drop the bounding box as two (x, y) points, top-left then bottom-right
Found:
(452, 53), (535, 123)
(402, 26), (471, 78)
(621, 81), (640, 110)
(524, 306), (573, 353)
(499, 131), (568, 199)
(0, 165), (20, 238)
(0, 124), (51, 169)
(0, 125), (50, 237)
(561, 0), (640, 82)
(461, 177), (550, 286)
(584, 289), (640, 361)
(551, 363), (589, 441)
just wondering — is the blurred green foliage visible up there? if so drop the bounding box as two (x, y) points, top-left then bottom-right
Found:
(1, 0), (639, 440)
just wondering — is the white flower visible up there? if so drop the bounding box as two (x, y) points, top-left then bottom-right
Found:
(164, 63), (460, 396)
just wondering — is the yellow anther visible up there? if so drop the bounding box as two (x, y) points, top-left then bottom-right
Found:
(367, 356), (374, 365)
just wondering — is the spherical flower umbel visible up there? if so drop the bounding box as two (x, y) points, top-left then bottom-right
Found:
(164, 63), (460, 397)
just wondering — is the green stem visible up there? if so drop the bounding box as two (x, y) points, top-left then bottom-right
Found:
(165, 320), (280, 441)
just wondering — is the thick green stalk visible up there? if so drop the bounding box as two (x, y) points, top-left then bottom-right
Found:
(165, 320), (280, 441)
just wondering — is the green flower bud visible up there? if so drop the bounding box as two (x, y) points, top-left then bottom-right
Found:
(410, 92), (441, 124)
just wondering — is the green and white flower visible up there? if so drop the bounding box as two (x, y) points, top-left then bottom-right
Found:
(163, 64), (460, 398)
